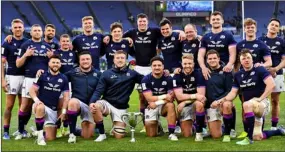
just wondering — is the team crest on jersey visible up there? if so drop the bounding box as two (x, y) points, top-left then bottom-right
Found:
(220, 35), (225, 39)
(111, 44), (113, 47)
(47, 77), (50, 81)
(275, 41), (280, 45)
(146, 31), (151, 35)
(209, 36), (212, 39)
(242, 44), (245, 47)
(111, 75), (117, 79)
(191, 77), (195, 81)
(250, 71), (255, 76)
(219, 71), (223, 75)
(93, 73), (97, 77)
(192, 43), (196, 47)
(30, 45), (34, 48)
(93, 36), (97, 40)
(58, 78), (63, 83)
(41, 45), (46, 49)
(126, 73), (130, 76)
(69, 53), (73, 56)
(183, 79), (186, 82)
(253, 44), (258, 48)
(82, 38), (85, 41)
(151, 82), (154, 85)
(241, 74), (244, 78)
(14, 43), (16, 46)
(121, 44), (126, 48)
(162, 81), (167, 85)
(51, 44), (55, 48)
(60, 53), (63, 56)
(12, 88), (16, 93)
(171, 37), (175, 41)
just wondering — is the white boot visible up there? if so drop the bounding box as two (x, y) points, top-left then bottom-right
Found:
(37, 130), (46, 146)
(68, 133), (76, 143)
(94, 134), (106, 142)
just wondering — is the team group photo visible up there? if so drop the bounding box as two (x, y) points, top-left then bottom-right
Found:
(1, 1), (285, 151)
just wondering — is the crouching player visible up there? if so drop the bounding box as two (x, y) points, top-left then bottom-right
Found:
(222, 49), (284, 145)
(29, 55), (70, 145)
(172, 54), (206, 139)
(141, 56), (178, 141)
(89, 51), (143, 141)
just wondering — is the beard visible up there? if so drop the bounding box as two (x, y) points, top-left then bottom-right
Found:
(49, 66), (59, 73)
(46, 35), (54, 40)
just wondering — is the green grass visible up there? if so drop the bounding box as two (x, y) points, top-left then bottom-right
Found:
(1, 90), (285, 151)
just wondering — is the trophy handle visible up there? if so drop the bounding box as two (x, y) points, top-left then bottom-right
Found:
(134, 112), (144, 125)
(121, 113), (131, 127)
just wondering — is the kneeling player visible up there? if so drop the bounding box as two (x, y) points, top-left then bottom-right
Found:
(142, 56), (178, 141)
(222, 49), (283, 145)
(172, 54), (206, 139)
(89, 51), (143, 141)
(29, 55), (69, 145)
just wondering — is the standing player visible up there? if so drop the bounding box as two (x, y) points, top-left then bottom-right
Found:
(141, 56), (178, 141)
(172, 54), (206, 139)
(204, 50), (235, 141)
(53, 34), (77, 137)
(182, 24), (201, 69)
(65, 51), (101, 143)
(29, 55), (70, 145)
(15, 24), (53, 140)
(89, 51), (143, 141)
(104, 22), (133, 69)
(44, 24), (60, 51)
(222, 49), (277, 145)
(235, 18), (272, 138)
(198, 11), (237, 79)
(157, 18), (183, 74)
(1, 19), (28, 139)
(72, 16), (106, 70)
(258, 18), (285, 130)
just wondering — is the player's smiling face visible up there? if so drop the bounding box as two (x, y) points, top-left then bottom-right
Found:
(60, 37), (71, 50)
(184, 25), (196, 40)
(12, 22), (24, 38)
(240, 53), (253, 69)
(114, 53), (127, 68)
(82, 19), (94, 33)
(182, 58), (194, 74)
(210, 15), (223, 29)
(207, 54), (220, 69)
(111, 27), (123, 41)
(151, 60), (164, 75)
(137, 17), (148, 32)
(49, 58), (61, 73)
(31, 26), (43, 40)
(45, 27), (56, 40)
(267, 20), (280, 34)
(79, 54), (92, 70)
(160, 24), (172, 37)
(245, 24), (256, 37)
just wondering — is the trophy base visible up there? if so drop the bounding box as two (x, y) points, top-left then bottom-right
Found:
(130, 138), (136, 142)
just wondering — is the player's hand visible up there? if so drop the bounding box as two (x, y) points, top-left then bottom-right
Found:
(89, 103), (97, 114)
(163, 69), (170, 76)
(1, 79), (8, 92)
(197, 35), (202, 41)
(210, 100), (220, 109)
(173, 68), (181, 74)
(147, 102), (157, 109)
(254, 63), (264, 67)
(47, 48), (53, 58)
(58, 113), (66, 121)
(24, 47), (35, 57)
(34, 101), (44, 107)
(201, 67), (211, 80)
(125, 37), (133, 47)
(223, 63), (233, 72)
(103, 36), (110, 44)
(178, 31), (186, 41)
(36, 69), (44, 78)
(177, 102), (186, 113)
(196, 94), (206, 104)
(269, 67), (277, 78)
(4, 35), (13, 43)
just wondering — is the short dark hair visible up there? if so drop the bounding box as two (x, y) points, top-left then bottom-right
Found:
(45, 24), (56, 30)
(206, 49), (220, 58)
(210, 11), (224, 20)
(49, 54), (61, 61)
(60, 34), (70, 40)
(269, 18), (281, 26)
(110, 22), (123, 32)
(78, 51), (92, 60)
(137, 13), (148, 19)
(150, 56), (164, 65)
(159, 18), (172, 27)
(239, 48), (253, 59)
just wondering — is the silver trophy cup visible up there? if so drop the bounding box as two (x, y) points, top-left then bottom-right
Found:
(121, 112), (143, 142)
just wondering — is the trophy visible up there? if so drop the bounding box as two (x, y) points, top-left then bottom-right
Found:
(121, 112), (143, 142)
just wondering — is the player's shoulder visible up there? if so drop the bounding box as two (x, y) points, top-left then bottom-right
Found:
(236, 39), (246, 46)
(72, 34), (84, 41)
(254, 66), (268, 73)
(142, 73), (152, 82)
(42, 41), (51, 47)
(221, 30), (233, 36)
(234, 70), (243, 78)
(21, 39), (32, 46)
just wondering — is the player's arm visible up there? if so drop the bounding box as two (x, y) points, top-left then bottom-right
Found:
(262, 56), (272, 68)
(223, 87), (238, 102)
(226, 44), (237, 70)
(258, 74), (275, 101)
(61, 76), (70, 115)
(198, 47), (207, 70)
(16, 46), (35, 68)
(1, 56), (7, 92)
(173, 30), (186, 41)
(29, 77), (43, 104)
(89, 74), (106, 104)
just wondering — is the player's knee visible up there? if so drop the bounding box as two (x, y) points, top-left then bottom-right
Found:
(222, 101), (232, 111)
(195, 102), (204, 112)
(242, 102), (252, 111)
(166, 102), (175, 110)
(68, 99), (79, 108)
(35, 104), (45, 113)
(5, 104), (14, 112)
